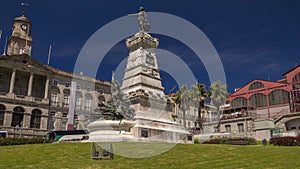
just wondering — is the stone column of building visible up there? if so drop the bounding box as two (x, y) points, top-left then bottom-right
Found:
(40, 111), (48, 130)
(27, 72), (34, 96)
(58, 86), (63, 107)
(23, 112), (31, 128)
(3, 111), (12, 127)
(54, 112), (62, 130)
(9, 68), (16, 94)
(82, 91), (86, 111)
(44, 76), (49, 99)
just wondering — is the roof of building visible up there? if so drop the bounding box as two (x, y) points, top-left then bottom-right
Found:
(230, 79), (289, 97)
(0, 54), (111, 86)
(283, 64), (300, 76)
(14, 14), (31, 24)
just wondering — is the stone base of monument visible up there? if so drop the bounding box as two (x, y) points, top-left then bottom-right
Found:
(88, 120), (135, 133)
(131, 117), (193, 143)
(88, 120), (134, 142)
(87, 119), (193, 144)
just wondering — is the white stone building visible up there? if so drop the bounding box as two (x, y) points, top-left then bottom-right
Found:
(0, 13), (111, 137)
(175, 103), (217, 130)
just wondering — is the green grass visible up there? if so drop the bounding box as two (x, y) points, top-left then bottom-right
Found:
(0, 143), (300, 169)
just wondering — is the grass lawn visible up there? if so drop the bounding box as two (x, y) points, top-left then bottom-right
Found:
(0, 143), (300, 169)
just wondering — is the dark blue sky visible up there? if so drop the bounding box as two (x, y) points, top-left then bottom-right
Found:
(1, 0), (300, 93)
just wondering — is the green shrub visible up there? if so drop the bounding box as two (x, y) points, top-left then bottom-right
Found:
(203, 137), (257, 145)
(194, 139), (202, 144)
(0, 138), (52, 146)
(270, 136), (300, 146)
(296, 136), (300, 146)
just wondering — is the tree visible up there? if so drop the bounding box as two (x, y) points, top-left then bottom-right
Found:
(210, 81), (228, 131)
(191, 83), (211, 130)
(174, 85), (191, 128)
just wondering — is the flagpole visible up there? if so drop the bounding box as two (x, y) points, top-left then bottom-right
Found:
(47, 45), (52, 66)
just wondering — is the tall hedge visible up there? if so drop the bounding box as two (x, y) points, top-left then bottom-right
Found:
(203, 137), (257, 145)
(0, 138), (52, 146)
(270, 136), (300, 146)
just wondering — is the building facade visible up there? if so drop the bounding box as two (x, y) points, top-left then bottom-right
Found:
(0, 14), (111, 137)
(218, 65), (300, 140)
(174, 102), (217, 131)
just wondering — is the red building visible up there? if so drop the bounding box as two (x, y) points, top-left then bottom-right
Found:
(217, 65), (300, 140)
(230, 65), (300, 118)
(283, 65), (300, 112)
(230, 80), (290, 118)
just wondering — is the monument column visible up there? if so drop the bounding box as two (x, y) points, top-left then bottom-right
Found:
(9, 68), (16, 94)
(44, 76), (49, 99)
(27, 72), (34, 96)
(87, 7), (191, 144)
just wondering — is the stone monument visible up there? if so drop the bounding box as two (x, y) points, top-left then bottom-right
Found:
(88, 7), (192, 143)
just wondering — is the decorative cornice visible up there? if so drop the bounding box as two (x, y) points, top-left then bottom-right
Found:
(126, 32), (159, 51)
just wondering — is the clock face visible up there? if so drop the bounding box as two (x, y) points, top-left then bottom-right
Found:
(21, 24), (27, 30)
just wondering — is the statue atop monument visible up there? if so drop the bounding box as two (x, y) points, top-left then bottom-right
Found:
(128, 6), (150, 32)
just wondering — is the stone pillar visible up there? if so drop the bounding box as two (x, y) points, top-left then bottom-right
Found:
(9, 68), (16, 94)
(27, 72), (34, 96)
(44, 76), (49, 99)
(40, 116), (48, 130)
(54, 112), (62, 130)
(3, 112), (12, 127)
(82, 93), (86, 111)
(23, 114), (31, 128)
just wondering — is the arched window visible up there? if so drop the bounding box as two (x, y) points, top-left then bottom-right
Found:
(11, 106), (25, 127)
(249, 93), (267, 108)
(63, 89), (70, 107)
(75, 92), (82, 110)
(50, 111), (56, 117)
(292, 72), (300, 89)
(63, 112), (68, 117)
(249, 82), (264, 90)
(268, 89), (289, 106)
(0, 104), (6, 125)
(48, 111), (56, 130)
(85, 94), (93, 111)
(51, 87), (60, 106)
(231, 97), (247, 108)
(30, 109), (42, 128)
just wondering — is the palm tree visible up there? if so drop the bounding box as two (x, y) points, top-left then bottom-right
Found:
(210, 80), (228, 131)
(191, 83), (211, 130)
(174, 85), (190, 128)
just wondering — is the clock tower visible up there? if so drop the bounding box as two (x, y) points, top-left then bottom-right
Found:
(7, 14), (32, 56)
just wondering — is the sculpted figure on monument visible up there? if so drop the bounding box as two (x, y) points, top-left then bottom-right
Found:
(94, 72), (135, 121)
(128, 6), (150, 32)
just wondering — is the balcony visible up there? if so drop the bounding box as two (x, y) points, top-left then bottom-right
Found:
(0, 126), (48, 138)
(0, 93), (49, 104)
(221, 111), (255, 122)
